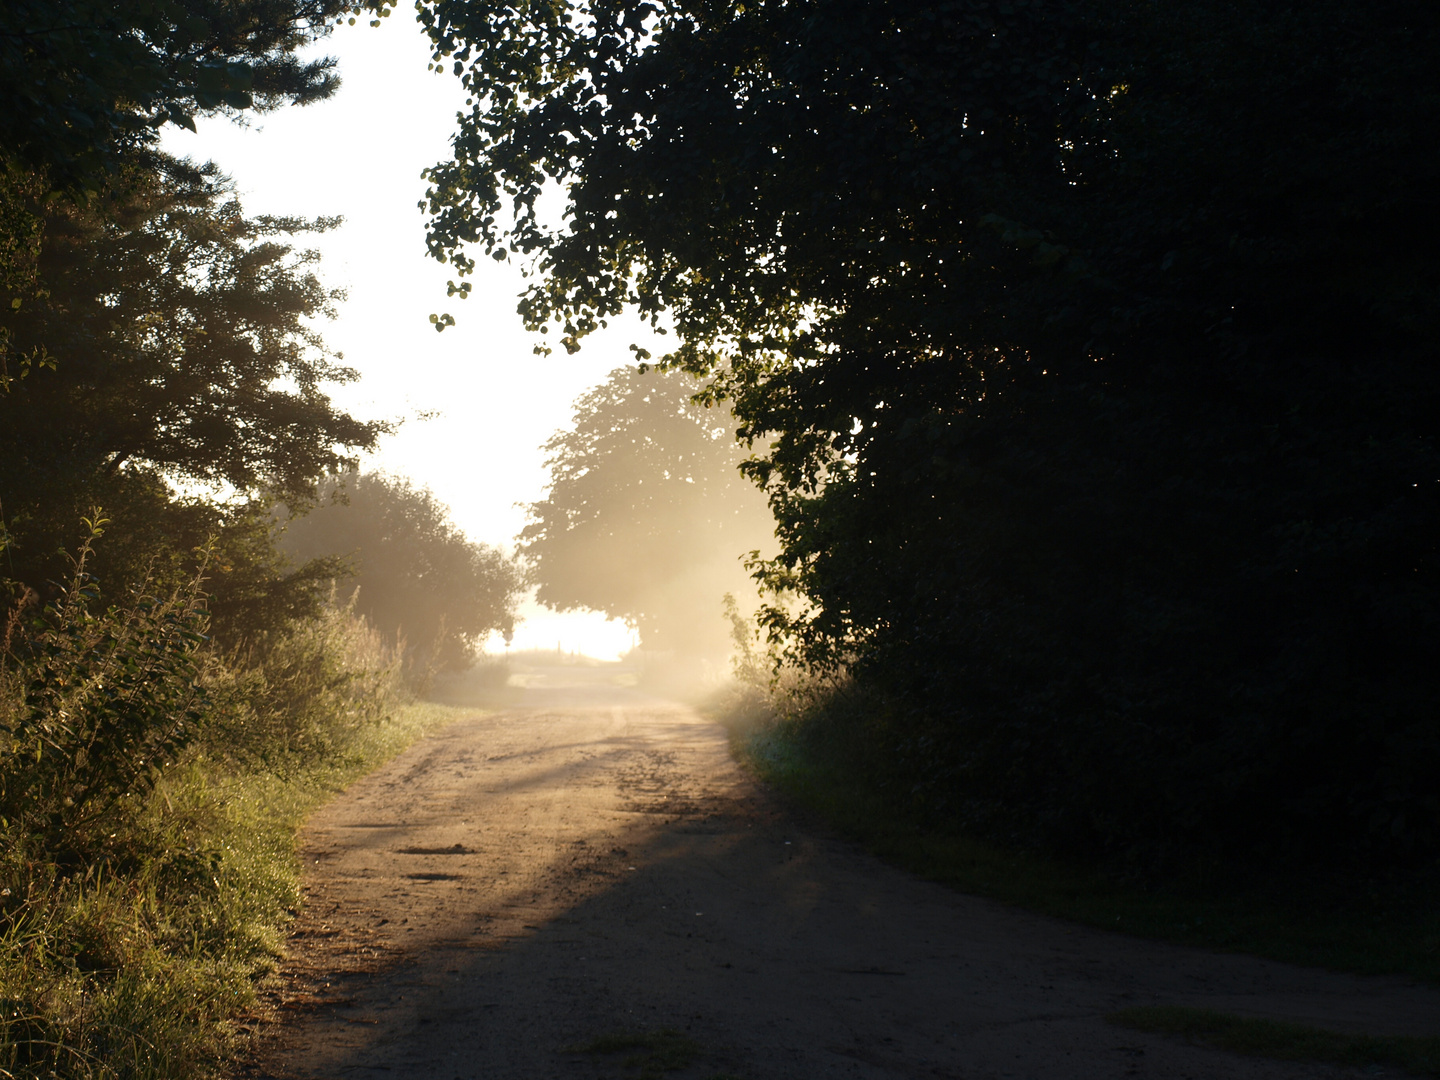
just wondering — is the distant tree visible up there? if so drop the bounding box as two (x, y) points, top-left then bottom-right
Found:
(281, 472), (522, 673)
(520, 365), (774, 657)
(0, 156), (382, 612)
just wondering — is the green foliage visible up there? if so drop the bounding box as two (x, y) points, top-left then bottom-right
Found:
(1109, 1007), (1440, 1077)
(0, 0), (348, 196)
(0, 696), (457, 1079)
(0, 517), (211, 858)
(521, 366), (774, 656)
(197, 502), (351, 650)
(403, 0), (1440, 870)
(0, 525), (447, 1078)
(0, 156), (383, 621)
(0, 0), (353, 373)
(281, 471), (523, 676)
(0, 165), (47, 314)
(207, 592), (403, 764)
(0, 6), (442, 1072)
(0, 156), (380, 503)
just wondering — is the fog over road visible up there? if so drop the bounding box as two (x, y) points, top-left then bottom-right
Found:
(245, 665), (1440, 1080)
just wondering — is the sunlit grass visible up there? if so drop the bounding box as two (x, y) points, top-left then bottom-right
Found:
(0, 692), (469, 1079)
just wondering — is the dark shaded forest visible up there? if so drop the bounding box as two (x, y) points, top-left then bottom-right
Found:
(407, 0), (1440, 876)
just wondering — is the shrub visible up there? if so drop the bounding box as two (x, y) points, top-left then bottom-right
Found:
(205, 593), (403, 768)
(1, 516), (211, 861)
(0, 518), (415, 1078)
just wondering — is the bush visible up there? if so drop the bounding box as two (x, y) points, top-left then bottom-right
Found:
(0, 522), (419, 1078)
(205, 593), (402, 768)
(1, 516), (211, 861)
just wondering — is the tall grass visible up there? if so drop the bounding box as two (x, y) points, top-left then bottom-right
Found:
(0, 542), (460, 1078)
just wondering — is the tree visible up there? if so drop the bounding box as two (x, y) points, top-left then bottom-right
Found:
(1, 0), (363, 372)
(393, 0), (1440, 867)
(1, 0), (351, 195)
(520, 365), (774, 657)
(281, 471), (523, 673)
(0, 156), (383, 611)
(1, 1), (390, 637)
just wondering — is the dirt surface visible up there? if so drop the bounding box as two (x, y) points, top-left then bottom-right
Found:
(242, 664), (1440, 1080)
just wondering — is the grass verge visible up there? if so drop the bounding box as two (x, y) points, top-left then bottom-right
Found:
(715, 696), (1440, 984)
(0, 697), (470, 1079)
(1109, 1006), (1440, 1077)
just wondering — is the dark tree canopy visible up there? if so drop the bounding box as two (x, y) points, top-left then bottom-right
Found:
(0, 157), (383, 597)
(1, 0), (382, 620)
(2, 0), (358, 364)
(281, 472), (523, 673)
(5, 161), (376, 492)
(1, 0), (349, 194)
(399, 0), (1440, 869)
(520, 365), (774, 656)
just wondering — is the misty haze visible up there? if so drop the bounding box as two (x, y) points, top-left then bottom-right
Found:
(3, 2), (1438, 1078)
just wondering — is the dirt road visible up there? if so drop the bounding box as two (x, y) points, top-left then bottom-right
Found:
(245, 665), (1440, 1079)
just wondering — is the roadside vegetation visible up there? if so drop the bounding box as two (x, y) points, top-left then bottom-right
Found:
(410, 0), (1440, 991)
(5, 0), (1438, 1073)
(1109, 1007), (1440, 1078)
(0, 520), (477, 1077)
(722, 681), (1440, 982)
(714, 603), (1440, 986)
(0, 5), (519, 1074)
(714, 663), (1440, 1074)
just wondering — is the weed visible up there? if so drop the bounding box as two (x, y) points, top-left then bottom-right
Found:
(1, 518), (212, 857)
(0, 532), (466, 1077)
(1110, 1006), (1440, 1077)
(570, 1028), (703, 1079)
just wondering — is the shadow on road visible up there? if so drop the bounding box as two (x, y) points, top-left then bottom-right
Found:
(245, 673), (1440, 1080)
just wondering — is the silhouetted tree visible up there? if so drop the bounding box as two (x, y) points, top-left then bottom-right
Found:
(395, 0), (1440, 868)
(521, 365), (774, 657)
(281, 472), (522, 674)
(1, 0), (355, 376)
(0, 158), (382, 606)
(1, 0), (349, 195)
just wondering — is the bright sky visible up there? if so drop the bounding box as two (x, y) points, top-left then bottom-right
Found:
(162, 14), (660, 659)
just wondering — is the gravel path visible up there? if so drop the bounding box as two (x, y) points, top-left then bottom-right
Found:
(242, 665), (1440, 1080)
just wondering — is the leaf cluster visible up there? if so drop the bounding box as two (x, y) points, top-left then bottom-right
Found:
(0, 156), (385, 617)
(405, 0), (1440, 869)
(1, 0), (348, 196)
(0, 520), (211, 859)
(1, 157), (380, 504)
